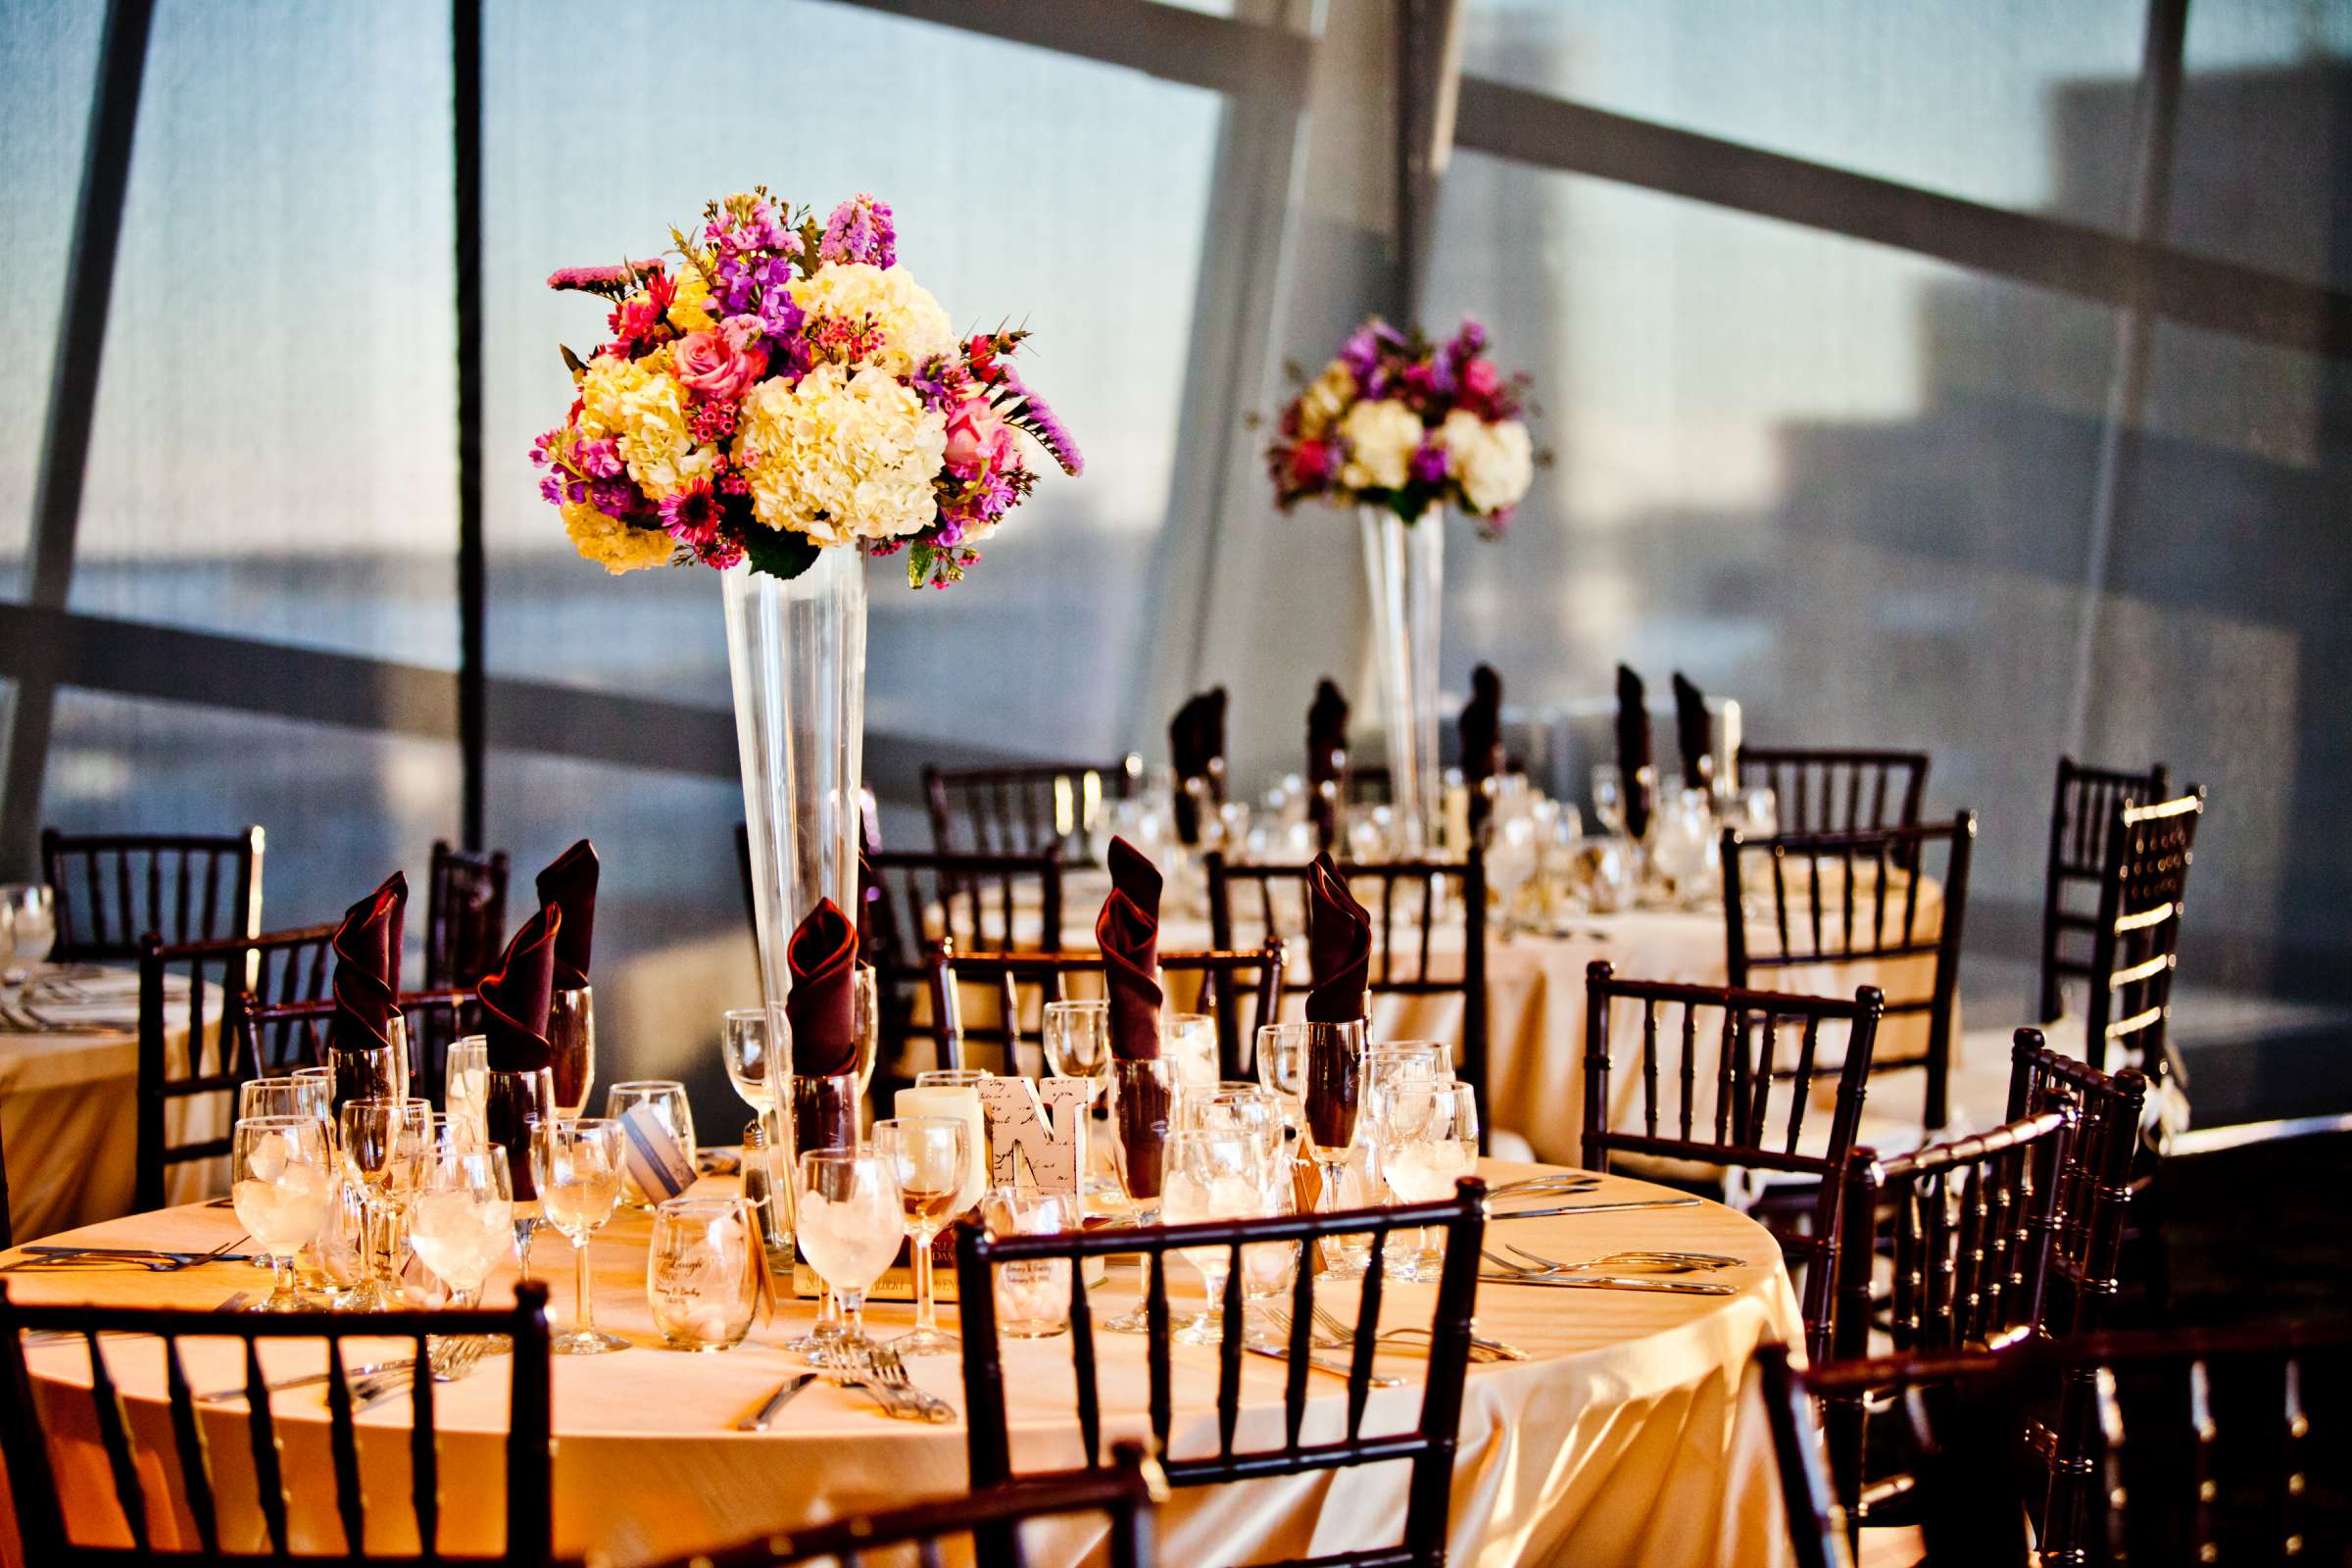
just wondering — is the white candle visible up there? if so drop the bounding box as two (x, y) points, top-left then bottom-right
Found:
(894, 1085), (988, 1215)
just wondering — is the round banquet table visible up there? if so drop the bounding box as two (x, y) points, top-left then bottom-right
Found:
(0, 1161), (1802, 1567)
(0, 966), (217, 1243)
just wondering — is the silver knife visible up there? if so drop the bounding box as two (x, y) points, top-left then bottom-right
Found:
(1484, 1198), (1700, 1220)
(738, 1372), (820, 1431)
(1478, 1272), (1737, 1296)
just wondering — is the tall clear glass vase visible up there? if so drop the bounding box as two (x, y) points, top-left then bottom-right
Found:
(722, 545), (868, 1236)
(1359, 507), (1444, 856)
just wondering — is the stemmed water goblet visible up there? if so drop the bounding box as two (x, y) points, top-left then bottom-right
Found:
(721, 1007), (790, 1257)
(1374, 1079), (1479, 1280)
(336, 1097), (428, 1311)
(1157, 1126), (1276, 1345)
(1044, 1000), (1112, 1196)
(872, 1116), (969, 1356)
(1591, 764), (1627, 839)
(1482, 809), (1540, 938)
(534, 1117), (629, 1354)
(0, 884), (55, 989)
(407, 1142), (514, 1312)
(230, 1115), (337, 1312)
(793, 1149), (902, 1365)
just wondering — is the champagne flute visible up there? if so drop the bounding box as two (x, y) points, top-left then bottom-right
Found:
(230, 1115), (336, 1312)
(1102, 1055), (1177, 1334)
(872, 1116), (969, 1356)
(336, 1097), (428, 1311)
(444, 1037), (490, 1143)
(546, 986), (596, 1117)
(1299, 1019), (1373, 1280)
(533, 1118), (628, 1355)
(407, 1143), (514, 1309)
(794, 1149), (902, 1363)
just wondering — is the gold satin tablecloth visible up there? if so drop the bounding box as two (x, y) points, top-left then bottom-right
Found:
(0, 1162), (1800, 1566)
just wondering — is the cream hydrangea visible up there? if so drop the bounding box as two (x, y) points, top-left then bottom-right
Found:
(578, 350), (709, 499)
(1297, 360), (1355, 440)
(732, 364), (949, 546)
(788, 262), (956, 377)
(1438, 411), (1535, 514)
(1338, 398), (1424, 491)
(561, 498), (675, 574)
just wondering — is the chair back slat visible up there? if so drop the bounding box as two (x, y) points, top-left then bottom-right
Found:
(2083, 788), (2205, 1085)
(42, 826), (265, 960)
(0, 1283), (554, 1564)
(956, 1181), (1486, 1568)
(1723, 813), (1975, 1132)
(1204, 851), (1489, 1132)
(924, 758), (1140, 858)
(863, 848), (1064, 1087)
(2038, 759), (2170, 1021)
(1736, 747), (1929, 836)
(929, 945), (1283, 1083)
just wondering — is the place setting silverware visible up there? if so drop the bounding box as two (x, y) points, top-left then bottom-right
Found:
(25, 1290), (251, 1349)
(1239, 1338), (1409, 1388)
(1497, 1243), (1745, 1274)
(1476, 1247), (1739, 1295)
(1260, 1302), (1526, 1363)
(737, 1372), (822, 1431)
(1484, 1196), (1701, 1220)
(817, 1342), (957, 1422)
(5, 1235), (255, 1273)
(349, 1336), (506, 1412)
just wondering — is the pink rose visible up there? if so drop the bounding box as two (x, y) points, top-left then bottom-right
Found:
(673, 318), (768, 401)
(943, 397), (1014, 477)
(1461, 358), (1500, 399)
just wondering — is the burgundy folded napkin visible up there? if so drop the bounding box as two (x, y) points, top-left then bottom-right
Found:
(478, 903), (562, 1073)
(1460, 663), (1504, 787)
(328, 872), (407, 1057)
(1097, 837), (1163, 1061)
(1672, 672), (1711, 791)
(786, 899), (860, 1078)
(1614, 663), (1653, 841)
(1303, 853), (1371, 1025)
(534, 840), (598, 991)
(1306, 678), (1349, 852)
(1168, 687), (1228, 845)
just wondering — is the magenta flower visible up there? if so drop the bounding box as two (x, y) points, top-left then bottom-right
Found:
(819, 193), (897, 270)
(547, 260), (662, 293)
(573, 437), (623, 479)
(659, 478), (724, 546)
(1409, 441), (1448, 486)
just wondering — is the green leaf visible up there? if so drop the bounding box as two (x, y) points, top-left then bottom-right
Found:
(740, 526), (822, 582)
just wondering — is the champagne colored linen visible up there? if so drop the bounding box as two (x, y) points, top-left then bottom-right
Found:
(1, 1162), (1799, 1567)
(0, 968), (220, 1243)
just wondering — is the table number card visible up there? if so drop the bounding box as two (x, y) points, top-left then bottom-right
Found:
(974, 1076), (1088, 1196)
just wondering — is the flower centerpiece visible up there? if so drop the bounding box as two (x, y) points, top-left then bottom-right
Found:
(1264, 317), (1536, 854)
(532, 189), (1081, 1093)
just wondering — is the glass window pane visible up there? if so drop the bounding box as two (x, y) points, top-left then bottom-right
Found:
(1462, 0), (2149, 227)
(65, 0), (459, 667)
(0, 0), (106, 601)
(483, 0), (1220, 766)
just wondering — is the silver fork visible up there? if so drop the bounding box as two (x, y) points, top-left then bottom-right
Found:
(349, 1337), (490, 1411)
(865, 1345), (956, 1422)
(1503, 1242), (1744, 1274)
(1268, 1304), (1522, 1363)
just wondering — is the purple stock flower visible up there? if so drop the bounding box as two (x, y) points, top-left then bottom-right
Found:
(819, 193), (897, 270)
(590, 477), (638, 516)
(538, 473), (565, 507)
(573, 437), (623, 479)
(1409, 442), (1449, 486)
(1004, 369), (1083, 476)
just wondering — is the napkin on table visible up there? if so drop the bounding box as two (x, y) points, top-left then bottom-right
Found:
(1168, 688), (1228, 845)
(1306, 677), (1349, 852)
(785, 899), (860, 1078)
(328, 871), (407, 1059)
(1460, 662), (1505, 797)
(534, 839), (598, 991)
(1672, 672), (1711, 791)
(1096, 837), (1163, 1061)
(477, 903), (560, 1073)
(1614, 663), (1653, 841)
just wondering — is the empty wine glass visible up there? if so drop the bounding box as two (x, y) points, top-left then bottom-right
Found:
(1158, 1126), (1276, 1345)
(1650, 788), (1718, 906)
(444, 1038), (489, 1144)
(793, 1149), (902, 1363)
(534, 1117), (629, 1355)
(0, 885), (55, 988)
(1254, 1023), (1310, 1133)
(1482, 811), (1540, 937)
(1042, 1000), (1111, 1083)
(1591, 764), (1626, 838)
(336, 1097), (428, 1311)
(872, 1116), (969, 1356)
(648, 1196), (759, 1352)
(720, 1007), (778, 1113)
(1739, 786), (1780, 839)
(407, 1143), (514, 1308)
(230, 1115), (336, 1312)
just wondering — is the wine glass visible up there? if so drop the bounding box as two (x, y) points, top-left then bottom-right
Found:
(444, 1037), (489, 1143)
(647, 1196), (760, 1351)
(1482, 810), (1540, 938)
(720, 1007), (778, 1114)
(1160, 1012), (1219, 1086)
(1102, 1055), (1177, 1334)
(1300, 1018), (1374, 1280)
(238, 1075), (331, 1142)
(533, 1118), (629, 1355)
(606, 1080), (696, 1207)
(230, 1115), (337, 1312)
(407, 1143), (514, 1308)
(1157, 1126), (1276, 1345)
(793, 1149), (902, 1364)
(0, 885), (54, 988)
(1254, 1023), (1310, 1133)
(1378, 1080), (1479, 1279)
(1042, 1001), (1110, 1083)
(1591, 764), (1627, 839)
(336, 1097), (428, 1311)
(872, 1116), (969, 1356)
(1176, 1082), (1285, 1185)
(330, 1013), (412, 1112)
(546, 987), (596, 1117)
(1740, 786), (1781, 839)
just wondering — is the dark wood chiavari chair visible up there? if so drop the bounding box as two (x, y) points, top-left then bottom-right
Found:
(1760, 1321), (2352, 1568)
(923, 757), (1141, 858)
(132, 923), (340, 1212)
(1203, 851), (1489, 1106)
(956, 1178), (1487, 1568)
(2082, 788), (2205, 1089)
(0, 1280), (554, 1564)
(1722, 813), (1976, 1133)
(42, 826), (266, 962)
(927, 944), (1285, 1081)
(1582, 961), (1885, 1359)
(228, 989), (476, 1102)
(1821, 1109), (2076, 1536)
(626, 1443), (1165, 1568)
(2037, 759), (2169, 1026)
(423, 840), (508, 993)
(1735, 747), (1930, 836)
(863, 848), (1063, 1085)
(0, 1118), (10, 1250)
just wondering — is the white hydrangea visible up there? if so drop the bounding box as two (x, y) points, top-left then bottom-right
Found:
(1439, 411), (1535, 514)
(788, 262), (956, 377)
(1339, 398), (1424, 491)
(732, 365), (949, 546)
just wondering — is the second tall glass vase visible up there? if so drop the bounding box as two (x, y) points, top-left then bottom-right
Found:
(722, 546), (869, 1198)
(1359, 507), (1444, 856)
